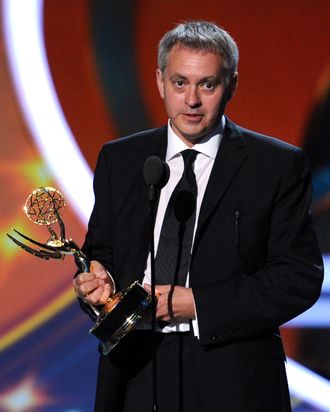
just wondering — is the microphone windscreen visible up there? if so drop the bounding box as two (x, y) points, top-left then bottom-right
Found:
(143, 156), (170, 189)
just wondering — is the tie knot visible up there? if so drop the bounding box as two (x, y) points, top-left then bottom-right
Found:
(181, 149), (198, 168)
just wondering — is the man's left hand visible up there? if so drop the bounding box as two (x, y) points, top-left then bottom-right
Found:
(144, 284), (196, 323)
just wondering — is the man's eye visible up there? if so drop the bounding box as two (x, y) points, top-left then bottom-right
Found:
(202, 81), (215, 90)
(174, 80), (185, 87)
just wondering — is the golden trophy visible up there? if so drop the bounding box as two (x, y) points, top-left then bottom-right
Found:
(7, 187), (152, 354)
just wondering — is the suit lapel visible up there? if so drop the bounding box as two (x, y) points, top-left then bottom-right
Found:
(194, 119), (247, 249)
(138, 125), (167, 160)
(132, 126), (167, 208)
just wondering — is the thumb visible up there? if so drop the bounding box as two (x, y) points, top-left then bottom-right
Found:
(154, 284), (171, 294)
(144, 284), (170, 295)
(90, 260), (108, 279)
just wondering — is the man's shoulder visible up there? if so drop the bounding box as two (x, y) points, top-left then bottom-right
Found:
(228, 119), (300, 154)
(101, 125), (167, 154)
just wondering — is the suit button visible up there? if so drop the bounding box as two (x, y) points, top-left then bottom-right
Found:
(211, 335), (219, 341)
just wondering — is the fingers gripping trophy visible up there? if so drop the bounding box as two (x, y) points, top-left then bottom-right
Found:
(7, 187), (152, 354)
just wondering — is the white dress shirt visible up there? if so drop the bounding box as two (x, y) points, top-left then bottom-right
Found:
(143, 116), (225, 336)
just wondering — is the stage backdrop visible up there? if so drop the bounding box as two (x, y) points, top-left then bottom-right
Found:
(0, 1), (330, 411)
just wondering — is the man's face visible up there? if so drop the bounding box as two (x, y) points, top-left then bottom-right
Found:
(156, 45), (237, 146)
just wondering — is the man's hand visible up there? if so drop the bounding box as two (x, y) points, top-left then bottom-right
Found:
(144, 284), (196, 323)
(72, 260), (113, 305)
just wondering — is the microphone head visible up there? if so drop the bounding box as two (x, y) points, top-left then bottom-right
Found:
(143, 156), (170, 189)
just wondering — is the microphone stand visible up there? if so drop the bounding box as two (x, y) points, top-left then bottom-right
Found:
(143, 155), (169, 411)
(148, 184), (159, 412)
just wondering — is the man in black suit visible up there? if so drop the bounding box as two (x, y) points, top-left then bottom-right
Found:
(73, 21), (323, 411)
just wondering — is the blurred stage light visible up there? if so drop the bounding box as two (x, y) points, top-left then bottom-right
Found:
(322, 255), (330, 292)
(286, 359), (330, 411)
(0, 376), (50, 412)
(286, 255), (329, 327)
(2, 0), (93, 226)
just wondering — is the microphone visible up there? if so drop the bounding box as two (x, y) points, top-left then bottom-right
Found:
(143, 156), (170, 201)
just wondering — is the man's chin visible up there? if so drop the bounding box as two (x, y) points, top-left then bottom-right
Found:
(171, 123), (211, 145)
(181, 129), (211, 144)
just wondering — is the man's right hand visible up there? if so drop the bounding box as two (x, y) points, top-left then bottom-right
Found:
(72, 260), (114, 306)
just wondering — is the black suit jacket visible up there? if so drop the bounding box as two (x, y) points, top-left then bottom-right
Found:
(81, 118), (323, 410)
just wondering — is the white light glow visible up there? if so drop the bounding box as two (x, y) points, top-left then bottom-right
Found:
(0, 376), (50, 412)
(2, 0), (93, 226)
(286, 255), (330, 327)
(322, 255), (330, 292)
(286, 358), (330, 411)
(286, 297), (330, 327)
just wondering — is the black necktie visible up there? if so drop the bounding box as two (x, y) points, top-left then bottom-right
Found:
(155, 149), (198, 286)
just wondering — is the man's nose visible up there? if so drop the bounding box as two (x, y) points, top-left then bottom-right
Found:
(185, 87), (201, 108)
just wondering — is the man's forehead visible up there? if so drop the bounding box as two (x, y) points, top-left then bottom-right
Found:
(165, 45), (224, 76)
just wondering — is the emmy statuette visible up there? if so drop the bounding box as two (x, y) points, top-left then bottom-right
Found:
(7, 187), (152, 354)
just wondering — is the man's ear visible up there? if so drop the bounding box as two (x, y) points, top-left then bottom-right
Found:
(156, 68), (165, 99)
(227, 72), (238, 101)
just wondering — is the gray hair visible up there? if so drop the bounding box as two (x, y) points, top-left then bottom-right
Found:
(158, 21), (239, 86)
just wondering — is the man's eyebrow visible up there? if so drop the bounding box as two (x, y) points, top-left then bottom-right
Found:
(169, 73), (187, 80)
(199, 76), (220, 82)
(169, 74), (220, 82)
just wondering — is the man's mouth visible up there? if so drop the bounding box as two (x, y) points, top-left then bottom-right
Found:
(182, 113), (204, 121)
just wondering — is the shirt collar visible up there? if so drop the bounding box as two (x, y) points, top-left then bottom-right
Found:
(166, 116), (225, 162)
